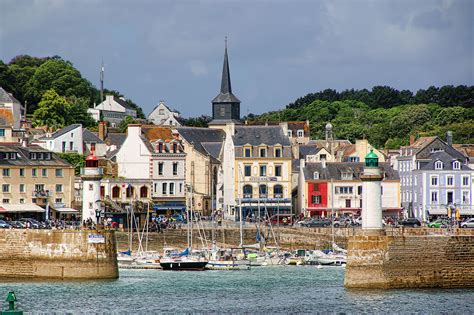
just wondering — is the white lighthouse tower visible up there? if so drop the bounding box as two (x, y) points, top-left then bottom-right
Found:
(361, 149), (383, 230)
(81, 152), (104, 223)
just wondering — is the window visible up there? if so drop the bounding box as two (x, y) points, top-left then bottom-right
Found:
(56, 184), (63, 192)
(140, 186), (148, 198)
(173, 163), (178, 176)
(313, 171), (319, 180)
(89, 202), (93, 209)
(2, 199), (9, 204)
(462, 191), (469, 204)
(2, 184), (10, 193)
(259, 184), (267, 198)
(55, 198), (63, 204)
(431, 176), (438, 186)
(32, 169), (37, 177)
(126, 186), (134, 198)
(244, 165), (251, 177)
(169, 183), (175, 195)
(158, 142), (163, 153)
(287, 130), (292, 137)
(311, 195), (321, 204)
(158, 162), (164, 175)
(447, 191), (453, 204)
(243, 185), (253, 198)
(341, 172), (353, 180)
(42, 169), (47, 177)
(159, 109), (165, 115)
(35, 184), (44, 192)
(62, 142), (66, 152)
(260, 165), (267, 176)
(0, 129), (4, 137)
(89, 184), (93, 191)
(275, 165), (282, 177)
(219, 107), (225, 117)
(55, 169), (63, 177)
(297, 130), (304, 137)
(462, 176), (469, 186)
(69, 142), (73, 151)
(345, 199), (351, 208)
(320, 154), (327, 161)
(90, 143), (96, 152)
(244, 148), (252, 157)
(162, 183), (167, 195)
(112, 186), (120, 198)
(348, 157), (359, 162)
(259, 148), (267, 157)
(172, 143), (177, 153)
(179, 183), (183, 193)
(446, 176), (454, 186)
(274, 148), (282, 158)
(19, 184), (25, 193)
(357, 186), (362, 195)
(2, 169), (9, 176)
(435, 161), (443, 170)
(19, 168), (24, 177)
(453, 161), (461, 170)
(335, 186), (353, 194)
(19, 198), (24, 204)
(273, 185), (283, 198)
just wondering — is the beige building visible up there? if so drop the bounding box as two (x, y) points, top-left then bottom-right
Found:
(0, 144), (75, 219)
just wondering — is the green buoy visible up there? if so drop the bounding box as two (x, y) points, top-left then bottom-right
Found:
(1, 291), (23, 315)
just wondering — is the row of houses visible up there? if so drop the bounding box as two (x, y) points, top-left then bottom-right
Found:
(1, 44), (473, 222)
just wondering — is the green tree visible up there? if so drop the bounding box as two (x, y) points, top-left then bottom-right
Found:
(58, 153), (85, 176)
(118, 116), (139, 133)
(32, 89), (68, 128)
(65, 96), (97, 127)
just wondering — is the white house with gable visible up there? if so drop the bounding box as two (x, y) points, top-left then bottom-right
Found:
(88, 95), (137, 127)
(147, 101), (181, 126)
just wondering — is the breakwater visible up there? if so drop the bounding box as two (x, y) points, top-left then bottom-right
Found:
(344, 229), (474, 289)
(0, 229), (118, 280)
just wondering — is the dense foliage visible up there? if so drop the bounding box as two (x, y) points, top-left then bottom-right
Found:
(58, 152), (85, 176)
(0, 55), (145, 124)
(255, 86), (474, 149)
(181, 115), (212, 128)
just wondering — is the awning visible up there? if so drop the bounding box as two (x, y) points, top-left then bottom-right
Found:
(0, 204), (45, 213)
(54, 207), (79, 214)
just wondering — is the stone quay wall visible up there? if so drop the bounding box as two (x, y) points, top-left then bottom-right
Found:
(345, 230), (474, 289)
(0, 229), (118, 280)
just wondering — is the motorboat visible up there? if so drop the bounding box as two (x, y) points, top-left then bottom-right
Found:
(159, 248), (208, 271)
(207, 248), (251, 270)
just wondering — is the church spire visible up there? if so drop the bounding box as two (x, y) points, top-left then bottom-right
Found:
(220, 36), (232, 94)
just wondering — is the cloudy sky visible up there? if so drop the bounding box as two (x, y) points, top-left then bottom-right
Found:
(0, 0), (472, 117)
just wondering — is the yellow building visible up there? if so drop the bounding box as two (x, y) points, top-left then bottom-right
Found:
(233, 125), (293, 219)
(0, 144), (75, 219)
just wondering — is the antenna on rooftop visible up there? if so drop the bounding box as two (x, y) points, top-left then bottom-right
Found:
(100, 61), (104, 103)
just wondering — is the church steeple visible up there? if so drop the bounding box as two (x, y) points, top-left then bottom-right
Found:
(220, 37), (232, 94)
(210, 38), (241, 125)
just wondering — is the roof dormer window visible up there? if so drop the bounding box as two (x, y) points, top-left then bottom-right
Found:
(313, 171), (319, 180)
(435, 160), (443, 170)
(297, 130), (304, 137)
(453, 161), (461, 170)
(158, 142), (163, 153)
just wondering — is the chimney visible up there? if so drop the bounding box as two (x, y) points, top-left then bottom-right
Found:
(409, 135), (415, 146)
(98, 121), (108, 141)
(279, 122), (288, 137)
(321, 158), (327, 169)
(446, 131), (453, 146)
(127, 124), (142, 138)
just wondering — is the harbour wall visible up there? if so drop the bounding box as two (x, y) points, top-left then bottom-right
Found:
(344, 230), (474, 289)
(0, 229), (118, 280)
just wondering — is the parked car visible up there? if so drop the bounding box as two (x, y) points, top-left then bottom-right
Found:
(9, 221), (25, 229)
(19, 218), (42, 229)
(398, 218), (422, 227)
(269, 214), (293, 226)
(333, 218), (353, 227)
(304, 219), (331, 227)
(460, 218), (474, 228)
(427, 219), (448, 228)
(0, 220), (11, 229)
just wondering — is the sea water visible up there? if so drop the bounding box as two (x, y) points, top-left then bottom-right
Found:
(0, 267), (473, 314)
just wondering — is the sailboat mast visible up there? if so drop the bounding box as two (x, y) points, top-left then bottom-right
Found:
(238, 166), (243, 247)
(331, 178), (335, 248)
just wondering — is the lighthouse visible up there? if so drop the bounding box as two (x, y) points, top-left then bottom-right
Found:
(81, 152), (104, 223)
(360, 149), (383, 230)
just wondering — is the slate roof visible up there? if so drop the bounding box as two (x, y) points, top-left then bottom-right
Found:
(299, 145), (321, 159)
(419, 151), (472, 171)
(177, 127), (225, 157)
(0, 87), (20, 104)
(201, 142), (223, 161)
(114, 97), (135, 110)
(83, 129), (104, 143)
(0, 144), (72, 167)
(40, 124), (81, 140)
(102, 133), (126, 148)
(302, 162), (399, 181)
(212, 46), (240, 104)
(139, 135), (155, 153)
(232, 126), (291, 146)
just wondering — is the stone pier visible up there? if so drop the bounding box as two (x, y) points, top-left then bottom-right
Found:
(0, 229), (118, 280)
(344, 229), (474, 289)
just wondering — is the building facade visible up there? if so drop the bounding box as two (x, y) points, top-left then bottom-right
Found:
(88, 95), (137, 127)
(147, 101), (182, 126)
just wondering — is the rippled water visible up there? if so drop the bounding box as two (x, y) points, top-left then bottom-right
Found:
(0, 267), (473, 314)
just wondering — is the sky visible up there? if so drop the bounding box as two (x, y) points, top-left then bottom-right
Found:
(0, 0), (472, 118)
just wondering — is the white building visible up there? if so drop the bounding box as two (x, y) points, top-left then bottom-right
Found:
(88, 95), (137, 127)
(147, 101), (182, 126)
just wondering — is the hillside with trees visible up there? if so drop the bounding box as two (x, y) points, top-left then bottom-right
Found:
(253, 86), (473, 149)
(0, 55), (145, 128)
